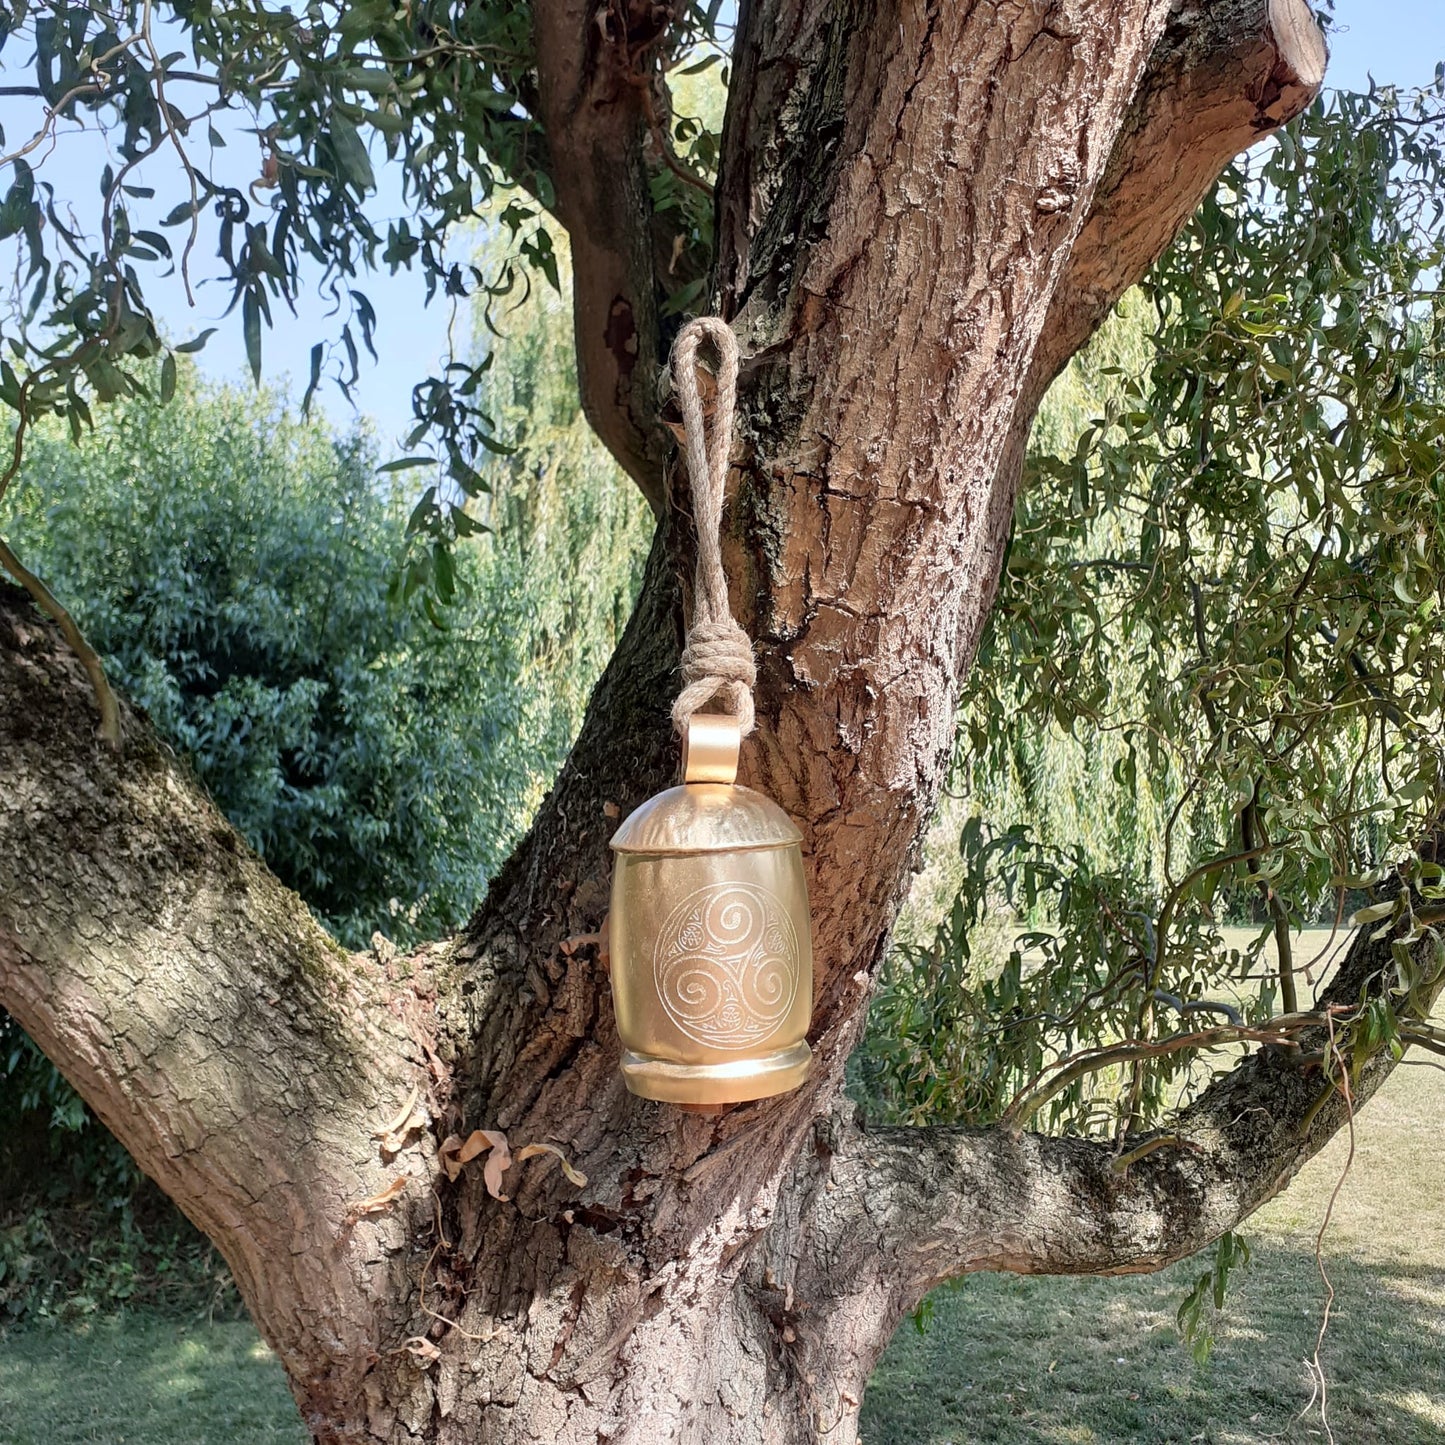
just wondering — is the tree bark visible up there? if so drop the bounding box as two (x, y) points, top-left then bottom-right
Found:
(0, 3), (1355, 1444)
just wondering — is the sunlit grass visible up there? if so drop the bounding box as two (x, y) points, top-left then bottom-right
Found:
(863, 1024), (1445, 1444)
(0, 1318), (303, 1445)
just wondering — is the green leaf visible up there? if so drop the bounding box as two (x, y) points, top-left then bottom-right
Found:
(451, 509), (489, 538)
(159, 353), (177, 405)
(301, 342), (323, 416)
(242, 290), (262, 384)
(1348, 902), (1395, 926)
(433, 542), (456, 604)
(328, 115), (376, 193)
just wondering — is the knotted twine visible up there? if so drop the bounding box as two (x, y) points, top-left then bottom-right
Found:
(670, 317), (757, 737)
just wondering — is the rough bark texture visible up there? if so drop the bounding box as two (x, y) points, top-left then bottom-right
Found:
(0, 3), (1355, 1444)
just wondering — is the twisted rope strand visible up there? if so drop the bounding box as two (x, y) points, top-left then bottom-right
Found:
(670, 317), (756, 736)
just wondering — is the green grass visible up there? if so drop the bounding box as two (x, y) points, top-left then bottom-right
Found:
(863, 1045), (1445, 1444)
(1, 931), (1440, 1444)
(0, 1316), (303, 1444)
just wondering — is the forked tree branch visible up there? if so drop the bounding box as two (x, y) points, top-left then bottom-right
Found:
(1025, 0), (1327, 407)
(742, 0), (1335, 1383)
(972, 0), (1328, 646)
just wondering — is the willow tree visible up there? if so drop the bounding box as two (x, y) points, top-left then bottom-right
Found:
(5, 2), (1443, 1442)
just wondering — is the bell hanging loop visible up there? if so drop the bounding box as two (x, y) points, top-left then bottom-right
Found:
(681, 713), (740, 785)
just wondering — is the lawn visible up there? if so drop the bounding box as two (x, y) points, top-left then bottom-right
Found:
(0, 1316), (304, 1444)
(862, 1052), (1445, 1444)
(2, 934), (1441, 1445)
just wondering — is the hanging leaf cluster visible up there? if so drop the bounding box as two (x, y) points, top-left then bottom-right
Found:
(0, 0), (727, 531)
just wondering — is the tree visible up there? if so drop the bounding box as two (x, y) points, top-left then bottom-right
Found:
(3, 3), (1443, 1443)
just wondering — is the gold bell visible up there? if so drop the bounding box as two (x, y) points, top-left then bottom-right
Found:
(608, 715), (814, 1104)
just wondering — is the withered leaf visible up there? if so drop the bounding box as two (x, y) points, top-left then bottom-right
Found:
(439, 1127), (509, 1188)
(347, 1176), (408, 1218)
(437, 1130), (585, 1197)
(480, 1129), (512, 1200)
(398, 1335), (442, 1364)
(514, 1142), (588, 1188)
(372, 1083), (426, 1152)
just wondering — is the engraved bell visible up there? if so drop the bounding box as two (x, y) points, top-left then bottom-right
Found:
(608, 715), (814, 1104)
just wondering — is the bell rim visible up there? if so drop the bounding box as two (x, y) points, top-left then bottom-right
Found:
(619, 1040), (813, 1103)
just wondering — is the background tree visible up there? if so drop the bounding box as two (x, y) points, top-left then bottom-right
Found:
(3, 4), (1443, 1444)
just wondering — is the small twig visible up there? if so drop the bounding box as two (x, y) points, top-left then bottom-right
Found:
(1152, 989), (1244, 1027)
(1399, 1029), (1445, 1058)
(140, 0), (201, 305)
(0, 30), (148, 171)
(1109, 1133), (1203, 1174)
(418, 1242), (501, 1343)
(1242, 795), (1298, 1016)
(1003, 1020), (1307, 1132)
(638, 80), (714, 197)
(1122, 840), (1273, 1134)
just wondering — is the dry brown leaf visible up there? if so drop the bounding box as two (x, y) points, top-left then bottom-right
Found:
(347, 1176), (407, 1218)
(435, 1129), (582, 1198)
(437, 1133), (468, 1183)
(479, 1129), (512, 1200)
(373, 1083), (420, 1138)
(438, 1127), (510, 1189)
(558, 932), (601, 957)
(372, 1084), (425, 1153)
(514, 1143), (588, 1189)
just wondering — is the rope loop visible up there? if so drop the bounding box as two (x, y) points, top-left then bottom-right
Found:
(669, 317), (755, 737)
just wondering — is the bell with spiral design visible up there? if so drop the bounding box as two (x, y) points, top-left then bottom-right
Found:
(608, 714), (814, 1104)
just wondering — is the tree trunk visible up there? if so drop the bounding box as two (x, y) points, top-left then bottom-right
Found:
(0, 3), (1364, 1444)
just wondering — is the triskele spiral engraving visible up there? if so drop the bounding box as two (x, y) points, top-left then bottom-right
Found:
(652, 883), (799, 1049)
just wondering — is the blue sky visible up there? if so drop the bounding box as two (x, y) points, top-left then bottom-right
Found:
(1328, 1), (1445, 92)
(2, 1), (1441, 453)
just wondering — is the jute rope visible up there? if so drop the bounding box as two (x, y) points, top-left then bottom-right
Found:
(670, 317), (757, 737)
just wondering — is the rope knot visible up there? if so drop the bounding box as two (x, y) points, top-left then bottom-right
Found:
(670, 316), (756, 738)
(673, 617), (756, 737)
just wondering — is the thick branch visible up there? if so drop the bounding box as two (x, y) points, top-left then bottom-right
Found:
(969, 0), (1326, 665)
(757, 908), (1435, 1422)
(0, 583), (436, 1435)
(530, 1), (689, 509)
(1026, 0), (1326, 417)
(848, 913), (1437, 1299)
(737, 2), (1334, 1391)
